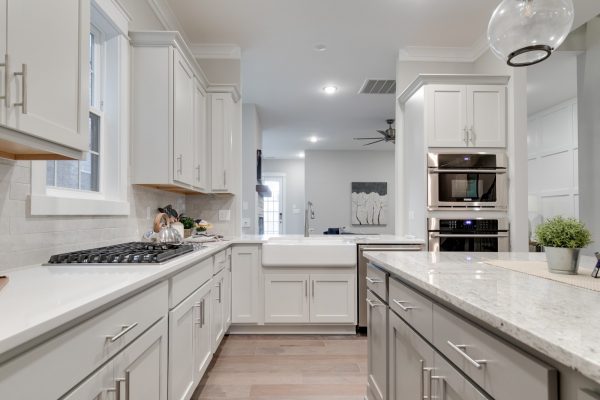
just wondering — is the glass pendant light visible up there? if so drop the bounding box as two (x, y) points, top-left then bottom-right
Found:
(487, 0), (574, 67)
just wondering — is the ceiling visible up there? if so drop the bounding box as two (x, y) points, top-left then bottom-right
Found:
(166, 0), (600, 158)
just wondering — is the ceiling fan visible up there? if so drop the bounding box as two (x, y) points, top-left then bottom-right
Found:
(354, 119), (395, 146)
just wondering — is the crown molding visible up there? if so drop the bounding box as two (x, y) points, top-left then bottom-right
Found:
(189, 44), (241, 60)
(398, 34), (490, 63)
(146, 0), (190, 42)
(207, 84), (241, 103)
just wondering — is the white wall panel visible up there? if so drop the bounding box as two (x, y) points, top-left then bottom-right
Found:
(540, 104), (573, 152)
(541, 195), (573, 219)
(539, 151), (572, 192)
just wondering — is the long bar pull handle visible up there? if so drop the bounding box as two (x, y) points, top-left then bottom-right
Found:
(392, 299), (416, 311)
(365, 276), (383, 284)
(106, 323), (138, 343)
(0, 54), (7, 105)
(194, 301), (202, 325)
(366, 298), (384, 307)
(177, 155), (183, 175)
(311, 280), (315, 298)
(305, 280), (308, 297)
(201, 299), (205, 326)
(463, 126), (469, 146)
(447, 340), (487, 369)
(420, 360), (425, 400)
(469, 126), (475, 145)
(124, 371), (131, 400)
(13, 64), (27, 113)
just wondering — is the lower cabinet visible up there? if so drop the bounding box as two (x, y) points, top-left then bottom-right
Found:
(62, 359), (114, 400)
(264, 272), (356, 324)
(231, 244), (261, 323)
(366, 289), (387, 400)
(212, 268), (226, 351)
(169, 282), (212, 400)
(223, 250), (232, 331)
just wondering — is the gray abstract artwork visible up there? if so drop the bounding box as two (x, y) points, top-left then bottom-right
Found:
(351, 182), (387, 226)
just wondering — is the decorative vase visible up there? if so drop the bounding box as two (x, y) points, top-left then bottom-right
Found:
(545, 247), (580, 275)
(184, 228), (192, 238)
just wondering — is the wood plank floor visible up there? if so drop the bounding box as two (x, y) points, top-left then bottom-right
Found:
(192, 334), (368, 400)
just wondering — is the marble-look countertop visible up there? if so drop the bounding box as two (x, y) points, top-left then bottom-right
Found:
(235, 233), (425, 245)
(364, 251), (600, 385)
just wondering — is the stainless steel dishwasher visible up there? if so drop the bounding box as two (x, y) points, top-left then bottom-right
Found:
(358, 243), (423, 330)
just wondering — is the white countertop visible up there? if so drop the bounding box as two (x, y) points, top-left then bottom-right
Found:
(236, 234), (424, 245)
(364, 251), (600, 385)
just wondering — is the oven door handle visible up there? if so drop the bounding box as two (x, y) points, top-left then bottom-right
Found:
(428, 168), (506, 174)
(429, 233), (509, 238)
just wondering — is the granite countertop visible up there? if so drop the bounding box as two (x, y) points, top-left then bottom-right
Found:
(363, 251), (600, 385)
(236, 233), (424, 245)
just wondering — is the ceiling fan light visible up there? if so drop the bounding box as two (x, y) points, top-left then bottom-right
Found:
(487, 0), (574, 67)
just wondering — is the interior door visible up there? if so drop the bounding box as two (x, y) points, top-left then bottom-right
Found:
(264, 273), (309, 323)
(173, 49), (195, 186)
(262, 175), (284, 235)
(467, 85), (506, 148)
(6, 0), (89, 151)
(425, 85), (467, 147)
(388, 310), (435, 400)
(366, 290), (387, 400)
(310, 274), (356, 323)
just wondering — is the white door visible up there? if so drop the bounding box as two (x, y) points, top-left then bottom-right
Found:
(388, 311), (435, 400)
(211, 270), (225, 351)
(193, 80), (208, 191)
(263, 175), (284, 235)
(467, 85), (506, 148)
(195, 283), (213, 380)
(6, 0), (89, 151)
(425, 85), (468, 147)
(231, 245), (261, 323)
(168, 288), (201, 400)
(264, 274), (309, 323)
(61, 360), (113, 400)
(114, 318), (168, 400)
(310, 274), (356, 323)
(366, 290), (387, 400)
(210, 93), (232, 191)
(173, 50), (194, 186)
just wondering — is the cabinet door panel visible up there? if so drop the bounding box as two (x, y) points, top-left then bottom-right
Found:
(210, 93), (232, 191)
(6, 0), (89, 150)
(310, 274), (355, 323)
(231, 245), (261, 323)
(195, 285), (213, 379)
(114, 318), (168, 400)
(366, 290), (387, 400)
(264, 274), (309, 323)
(173, 50), (195, 186)
(0, 0), (6, 123)
(425, 85), (467, 147)
(432, 352), (488, 400)
(193, 81), (208, 190)
(62, 360), (113, 400)
(388, 310), (434, 400)
(212, 271), (225, 351)
(467, 85), (506, 148)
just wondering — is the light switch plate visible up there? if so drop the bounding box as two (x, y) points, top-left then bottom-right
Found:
(219, 209), (231, 222)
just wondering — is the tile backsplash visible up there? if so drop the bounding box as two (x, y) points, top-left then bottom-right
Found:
(0, 158), (188, 272)
(186, 194), (236, 237)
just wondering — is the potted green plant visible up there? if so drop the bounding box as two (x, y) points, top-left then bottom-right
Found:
(535, 216), (592, 274)
(179, 215), (196, 238)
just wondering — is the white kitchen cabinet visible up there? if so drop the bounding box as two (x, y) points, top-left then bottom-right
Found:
(310, 273), (356, 323)
(210, 92), (233, 192)
(62, 360), (114, 400)
(173, 50), (195, 186)
(223, 250), (232, 331)
(0, 0), (6, 125)
(113, 318), (168, 400)
(0, 0), (89, 160)
(231, 245), (261, 323)
(264, 273), (310, 323)
(431, 351), (489, 400)
(169, 282), (212, 400)
(193, 79), (209, 191)
(424, 83), (506, 148)
(366, 290), (387, 400)
(212, 269), (226, 351)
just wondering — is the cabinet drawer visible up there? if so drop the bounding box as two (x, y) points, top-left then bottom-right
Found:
(367, 263), (388, 302)
(389, 277), (433, 341)
(433, 304), (557, 400)
(170, 257), (212, 307)
(0, 282), (168, 400)
(213, 250), (228, 275)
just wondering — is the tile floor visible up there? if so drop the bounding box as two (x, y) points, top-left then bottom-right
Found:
(192, 334), (368, 399)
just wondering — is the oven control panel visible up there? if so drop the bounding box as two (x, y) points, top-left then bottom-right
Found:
(439, 219), (499, 233)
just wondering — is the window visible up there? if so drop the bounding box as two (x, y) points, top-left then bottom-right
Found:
(30, 0), (130, 216)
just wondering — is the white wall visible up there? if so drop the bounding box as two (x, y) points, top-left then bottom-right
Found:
(305, 150), (395, 235)
(528, 99), (579, 232)
(263, 159), (305, 235)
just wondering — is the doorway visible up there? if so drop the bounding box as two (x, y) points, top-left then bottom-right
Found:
(263, 174), (286, 235)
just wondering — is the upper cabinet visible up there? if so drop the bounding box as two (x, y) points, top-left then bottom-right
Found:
(130, 31), (240, 194)
(0, 0), (89, 160)
(400, 75), (509, 149)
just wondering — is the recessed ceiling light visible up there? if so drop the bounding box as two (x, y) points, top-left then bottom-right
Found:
(298, 151), (305, 158)
(323, 85), (338, 95)
(309, 136), (318, 143)
(314, 44), (327, 52)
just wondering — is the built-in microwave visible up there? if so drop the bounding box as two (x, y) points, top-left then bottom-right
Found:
(427, 151), (508, 210)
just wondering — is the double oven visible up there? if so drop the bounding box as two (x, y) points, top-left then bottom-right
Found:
(427, 151), (509, 252)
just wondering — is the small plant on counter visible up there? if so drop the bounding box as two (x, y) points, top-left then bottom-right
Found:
(178, 215), (195, 230)
(535, 217), (592, 249)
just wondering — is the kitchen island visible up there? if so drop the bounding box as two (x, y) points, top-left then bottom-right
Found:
(364, 250), (600, 400)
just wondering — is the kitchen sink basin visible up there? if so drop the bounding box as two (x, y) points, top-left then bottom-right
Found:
(262, 237), (357, 267)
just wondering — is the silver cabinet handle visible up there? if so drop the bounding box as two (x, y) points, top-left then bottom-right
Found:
(463, 126), (469, 146)
(106, 323), (138, 343)
(311, 280), (315, 298)
(392, 299), (415, 311)
(366, 298), (384, 307)
(430, 233), (508, 239)
(124, 371), (131, 400)
(365, 276), (383, 284)
(196, 165), (201, 182)
(428, 168), (506, 174)
(469, 126), (475, 145)
(177, 154), (183, 175)
(305, 280), (308, 297)
(0, 54), (7, 105)
(447, 340), (487, 369)
(431, 375), (446, 400)
(194, 301), (202, 325)
(217, 280), (222, 303)
(420, 360), (425, 400)
(13, 63), (27, 113)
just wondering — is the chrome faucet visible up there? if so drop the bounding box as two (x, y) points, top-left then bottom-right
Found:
(304, 201), (315, 237)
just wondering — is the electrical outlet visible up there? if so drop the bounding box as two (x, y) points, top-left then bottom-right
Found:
(219, 209), (231, 222)
(242, 218), (251, 228)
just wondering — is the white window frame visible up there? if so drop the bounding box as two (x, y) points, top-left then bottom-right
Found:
(30, 0), (131, 216)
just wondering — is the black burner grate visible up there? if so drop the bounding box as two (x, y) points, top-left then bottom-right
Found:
(47, 242), (194, 264)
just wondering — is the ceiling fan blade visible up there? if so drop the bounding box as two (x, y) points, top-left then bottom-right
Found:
(354, 137), (383, 140)
(363, 139), (384, 146)
(376, 130), (387, 135)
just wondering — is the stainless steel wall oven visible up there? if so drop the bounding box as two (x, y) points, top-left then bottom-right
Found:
(428, 218), (509, 252)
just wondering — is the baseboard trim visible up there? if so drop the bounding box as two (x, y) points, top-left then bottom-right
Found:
(229, 324), (357, 335)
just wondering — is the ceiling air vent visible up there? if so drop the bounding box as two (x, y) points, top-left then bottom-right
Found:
(358, 79), (396, 94)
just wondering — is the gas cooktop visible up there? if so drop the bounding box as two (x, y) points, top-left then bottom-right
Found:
(47, 242), (194, 265)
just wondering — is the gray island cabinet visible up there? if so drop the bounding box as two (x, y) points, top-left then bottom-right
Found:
(365, 251), (600, 400)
